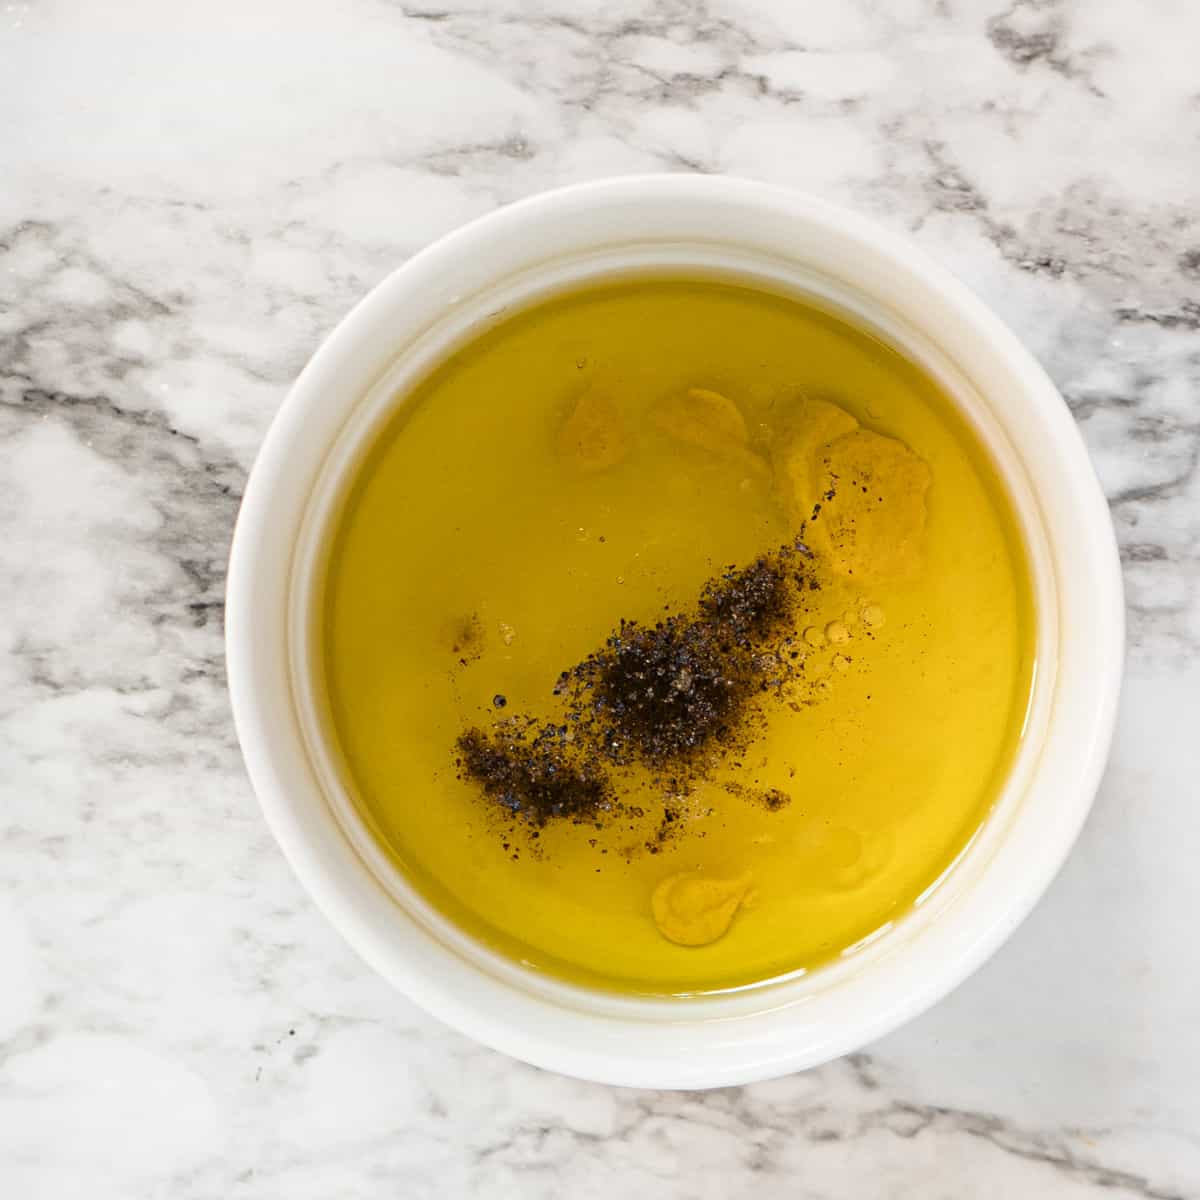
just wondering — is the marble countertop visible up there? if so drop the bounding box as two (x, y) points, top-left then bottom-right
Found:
(3, 1), (1198, 1195)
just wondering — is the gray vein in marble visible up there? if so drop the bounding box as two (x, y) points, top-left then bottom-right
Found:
(985, 0), (1107, 96)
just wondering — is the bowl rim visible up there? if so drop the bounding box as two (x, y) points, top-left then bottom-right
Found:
(226, 174), (1124, 1088)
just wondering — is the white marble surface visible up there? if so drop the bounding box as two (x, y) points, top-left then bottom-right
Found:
(2, 0), (1198, 1195)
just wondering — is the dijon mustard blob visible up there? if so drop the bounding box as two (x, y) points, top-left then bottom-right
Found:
(773, 395), (860, 518)
(652, 386), (769, 479)
(319, 276), (1035, 994)
(652, 872), (754, 947)
(811, 429), (932, 580)
(557, 385), (629, 473)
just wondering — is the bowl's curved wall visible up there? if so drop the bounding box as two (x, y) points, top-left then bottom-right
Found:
(226, 176), (1122, 1088)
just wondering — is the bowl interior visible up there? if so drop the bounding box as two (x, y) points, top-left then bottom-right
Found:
(289, 248), (1056, 1013)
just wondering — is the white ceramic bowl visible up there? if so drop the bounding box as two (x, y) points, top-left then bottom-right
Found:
(226, 175), (1123, 1089)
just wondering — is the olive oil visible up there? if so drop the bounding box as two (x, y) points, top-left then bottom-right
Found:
(318, 277), (1035, 995)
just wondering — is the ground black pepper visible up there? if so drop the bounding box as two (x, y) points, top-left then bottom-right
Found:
(554, 540), (808, 773)
(455, 538), (813, 837)
(455, 719), (615, 829)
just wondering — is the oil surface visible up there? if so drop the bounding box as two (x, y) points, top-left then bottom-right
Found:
(318, 276), (1036, 994)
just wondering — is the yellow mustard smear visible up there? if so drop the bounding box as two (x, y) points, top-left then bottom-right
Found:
(652, 871), (755, 947)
